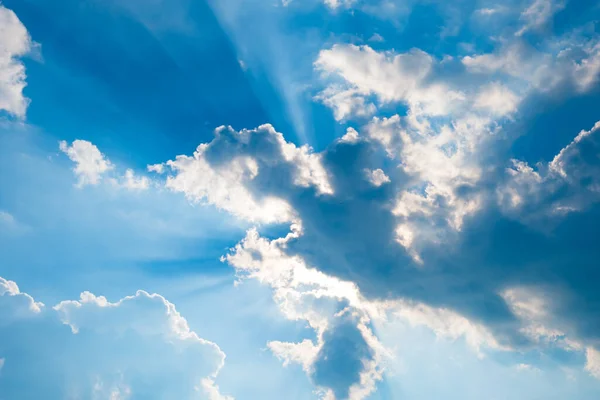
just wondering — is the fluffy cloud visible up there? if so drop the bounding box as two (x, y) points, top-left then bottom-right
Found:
(313, 34), (600, 265)
(499, 121), (600, 218)
(159, 114), (600, 393)
(44, 2), (599, 396)
(462, 36), (600, 93)
(0, 276), (231, 399)
(314, 86), (376, 121)
(364, 168), (390, 187)
(586, 347), (600, 379)
(0, 5), (33, 118)
(473, 82), (520, 117)
(313, 44), (524, 260)
(315, 45), (464, 119)
(223, 225), (388, 399)
(59, 140), (114, 186)
(0, 276), (43, 324)
(366, 113), (487, 261)
(162, 124), (332, 224)
(60, 139), (152, 191)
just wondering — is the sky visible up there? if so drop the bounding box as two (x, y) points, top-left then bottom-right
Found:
(1, 0), (600, 399)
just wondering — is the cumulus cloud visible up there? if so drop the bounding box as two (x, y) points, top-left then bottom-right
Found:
(499, 121), (600, 218)
(0, 5), (33, 118)
(338, 127), (360, 144)
(59, 140), (114, 186)
(586, 347), (600, 379)
(201, 378), (234, 400)
(59, 139), (153, 191)
(150, 103), (600, 396)
(0, 276), (44, 324)
(313, 44), (534, 261)
(315, 45), (464, 118)
(462, 36), (600, 93)
(364, 168), (390, 187)
(128, 103), (600, 399)
(223, 225), (388, 399)
(222, 222), (520, 397)
(120, 4), (600, 395)
(162, 124), (332, 224)
(474, 82), (520, 117)
(313, 38), (599, 262)
(0, 276), (231, 399)
(314, 86), (376, 121)
(366, 113), (487, 261)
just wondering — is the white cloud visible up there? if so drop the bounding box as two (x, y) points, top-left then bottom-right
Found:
(364, 168), (390, 187)
(516, 0), (565, 37)
(572, 42), (600, 92)
(163, 124), (332, 224)
(315, 44), (464, 118)
(224, 225), (388, 399)
(499, 120), (600, 217)
(315, 86), (376, 121)
(338, 127), (360, 144)
(0, 276), (232, 399)
(498, 284), (600, 380)
(390, 300), (504, 355)
(550, 120), (600, 178)
(585, 347), (600, 379)
(462, 43), (554, 87)
(223, 223), (514, 397)
(200, 378), (234, 400)
(60, 140), (154, 191)
(119, 169), (150, 190)
(59, 140), (114, 186)
(462, 37), (600, 94)
(368, 33), (384, 42)
(0, 5), (33, 118)
(323, 0), (355, 9)
(474, 82), (520, 117)
(268, 339), (320, 372)
(147, 163), (165, 174)
(367, 114), (486, 260)
(166, 148), (293, 224)
(314, 45), (533, 260)
(0, 276), (44, 324)
(502, 286), (583, 352)
(497, 159), (544, 210)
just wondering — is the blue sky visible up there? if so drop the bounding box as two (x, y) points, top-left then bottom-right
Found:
(1, 0), (600, 399)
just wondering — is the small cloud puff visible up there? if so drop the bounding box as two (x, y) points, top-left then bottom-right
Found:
(59, 140), (114, 186)
(364, 168), (390, 187)
(59, 139), (151, 191)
